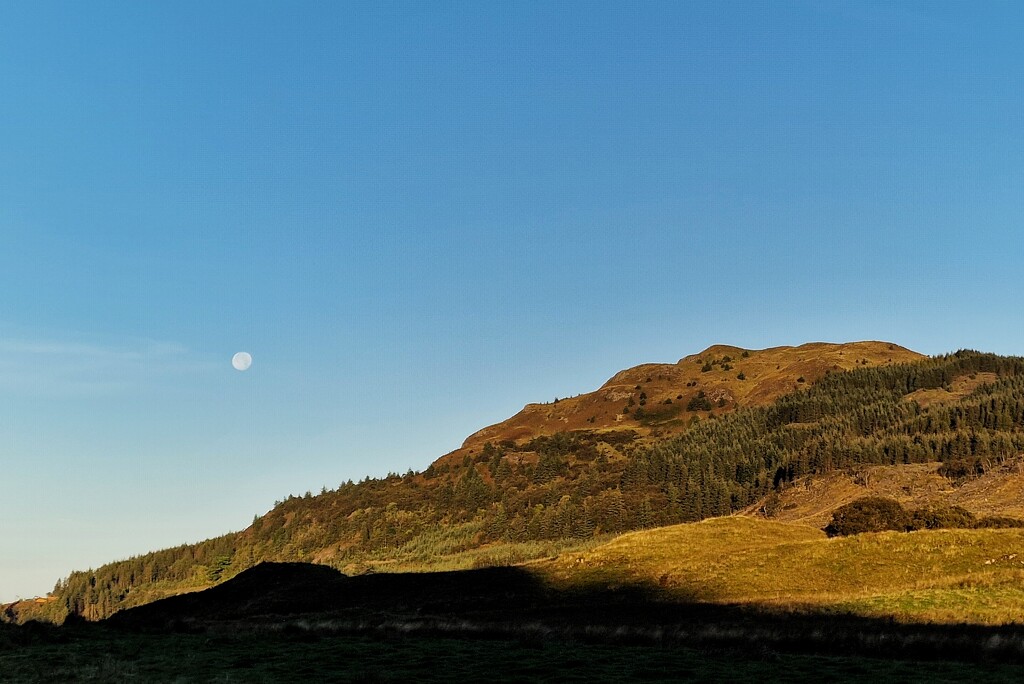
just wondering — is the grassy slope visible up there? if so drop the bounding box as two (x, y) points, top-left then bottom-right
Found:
(12, 517), (1024, 679)
(448, 341), (922, 464)
(537, 517), (1024, 624)
(745, 460), (1024, 528)
(27, 344), (1024, 628)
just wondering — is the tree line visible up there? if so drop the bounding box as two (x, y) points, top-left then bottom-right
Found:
(22, 350), (1024, 623)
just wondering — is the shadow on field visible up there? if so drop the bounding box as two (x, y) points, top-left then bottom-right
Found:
(50, 561), (1024, 663)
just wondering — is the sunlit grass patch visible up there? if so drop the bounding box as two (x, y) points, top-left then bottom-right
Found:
(533, 516), (1024, 623)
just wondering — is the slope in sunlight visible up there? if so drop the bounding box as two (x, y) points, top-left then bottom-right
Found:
(539, 516), (1024, 624)
(17, 344), (1024, 626)
(449, 341), (922, 466)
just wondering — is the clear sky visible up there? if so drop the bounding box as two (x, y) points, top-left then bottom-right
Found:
(2, 1), (1023, 601)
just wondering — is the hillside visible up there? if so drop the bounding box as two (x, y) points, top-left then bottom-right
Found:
(12, 344), (1024, 625)
(745, 460), (1024, 529)
(102, 517), (1024, 648)
(105, 516), (1024, 628)
(449, 341), (922, 465)
(540, 517), (1024, 625)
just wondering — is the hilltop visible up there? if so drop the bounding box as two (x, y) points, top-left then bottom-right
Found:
(449, 341), (921, 464)
(11, 342), (1024, 625)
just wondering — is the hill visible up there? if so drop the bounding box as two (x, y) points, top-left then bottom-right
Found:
(82, 516), (1024, 678)
(12, 537), (1024, 681)
(448, 341), (922, 464)
(541, 516), (1024, 625)
(12, 343), (1024, 624)
(744, 459), (1024, 529)
(106, 517), (1024, 628)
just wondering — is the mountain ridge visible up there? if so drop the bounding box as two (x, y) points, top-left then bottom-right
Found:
(451, 340), (922, 461)
(15, 341), (1024, 626)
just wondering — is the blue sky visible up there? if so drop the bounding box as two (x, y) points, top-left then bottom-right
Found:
(2, 1), (1023, 600)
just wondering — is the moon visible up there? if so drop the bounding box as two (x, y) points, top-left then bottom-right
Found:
(231, 352), (252, 371)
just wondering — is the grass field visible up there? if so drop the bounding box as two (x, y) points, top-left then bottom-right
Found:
(538, 517), (1024, 624)
(9, 515), (1024, 681)
(350, 525), (609, 575)
(3, 622), (1024, 683)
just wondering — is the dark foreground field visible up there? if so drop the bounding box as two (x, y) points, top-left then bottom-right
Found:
(5, 621), (1024, 683)
(6, 562), (1024, 682)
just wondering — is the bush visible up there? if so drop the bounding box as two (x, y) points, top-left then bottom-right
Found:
(975, 516), (1024, 529)
(686, 391), (713, 412)
(824, 497), (910, 537)
(938, 458), (985, 482)
(825, 500), (1024, 536)
(909, 505), (976, 530)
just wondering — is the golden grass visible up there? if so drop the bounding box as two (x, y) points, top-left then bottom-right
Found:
(448, 341), (923, 466)
(904, 372), (998, 408)
(534, 517), (1024, 624)
(748, 460), (1024, 528)
(353, 535), (606, 575)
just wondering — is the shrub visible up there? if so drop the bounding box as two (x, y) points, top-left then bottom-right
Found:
(736, 372), (745, 380)
(701, 362), (713, 373)
(909, 505), (976, 530)
(938, 458), (985, 482)
(824, 497), (910, 537)
(686, 392), (713, 412)
(975, 516), (1024, 529)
